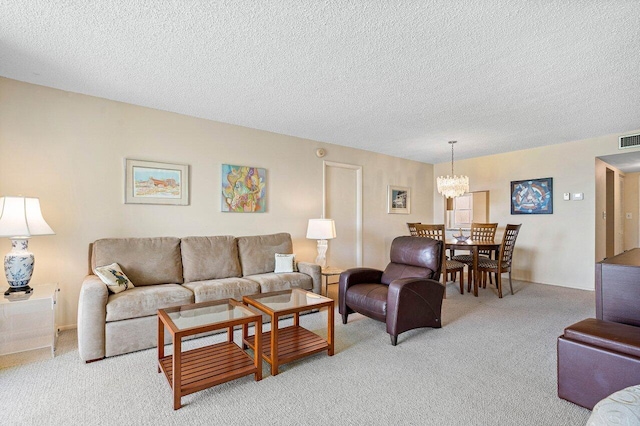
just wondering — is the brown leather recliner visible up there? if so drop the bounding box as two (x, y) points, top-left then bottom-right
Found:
(339, 236), (444, 345)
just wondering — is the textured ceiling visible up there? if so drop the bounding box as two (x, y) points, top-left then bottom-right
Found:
(1, 1), (639, 164)
(599, 151), (640, 174)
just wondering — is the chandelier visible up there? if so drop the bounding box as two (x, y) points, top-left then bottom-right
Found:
(437, 141), (469, 198)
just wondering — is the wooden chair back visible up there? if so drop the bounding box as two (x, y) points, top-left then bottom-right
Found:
(414, 224), (445, 241)
(471, 222), (498, 256)
(497, 224), (522, 268)
(470, 222), (498, 240)
(407, 222), (421, 236)
(414, 223), (465, 296)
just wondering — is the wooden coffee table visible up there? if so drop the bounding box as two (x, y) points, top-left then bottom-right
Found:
(157, 299), (262, 410)
(242, 289), (334, 376)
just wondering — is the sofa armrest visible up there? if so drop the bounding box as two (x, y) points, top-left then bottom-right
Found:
(339, 268), (384, 287)
(77, 274), (109, 362)
(338, 268), (384, 315)
(296, 262), (322, 294)
(386, 277), (444, 337)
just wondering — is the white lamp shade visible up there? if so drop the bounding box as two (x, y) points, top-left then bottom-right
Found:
(306, 219), (336, 240)
(0, 196), (55, 238)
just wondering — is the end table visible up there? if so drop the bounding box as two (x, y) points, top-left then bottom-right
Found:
(0, 283), (59, 358)
(321, 267), (344, 297)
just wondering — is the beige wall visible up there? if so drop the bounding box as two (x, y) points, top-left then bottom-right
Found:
(0, 78), (434, 328)
(3, 75), (638, 325)
(434, 132), (640, 291)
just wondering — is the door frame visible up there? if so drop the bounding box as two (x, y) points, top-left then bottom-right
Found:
(323, 161), (363, 267)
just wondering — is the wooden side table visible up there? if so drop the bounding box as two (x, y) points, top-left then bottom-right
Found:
(157, 299), (262, 410)
(321, 267), (344, 297)
(0, 283), (58, 358)
(242, 289), (334, 376)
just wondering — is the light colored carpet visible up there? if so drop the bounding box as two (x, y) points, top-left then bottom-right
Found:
(1, 281), (592, 425)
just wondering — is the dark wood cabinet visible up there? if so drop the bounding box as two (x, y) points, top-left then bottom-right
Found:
(595, 248), (640, 327)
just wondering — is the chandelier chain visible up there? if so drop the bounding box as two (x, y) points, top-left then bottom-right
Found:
(450, 141), (455, 176)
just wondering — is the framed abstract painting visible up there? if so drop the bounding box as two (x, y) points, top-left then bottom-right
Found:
(221, 164), (267, 212)
(125, 159), (189, 205)
(510, 177), (553, 214)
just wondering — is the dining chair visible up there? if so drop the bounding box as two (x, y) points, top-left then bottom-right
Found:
(407, 222), (421, 236)
(477, 224), (522, 298)
(414, 224), (465, 296)
(451, 222), (499, 290)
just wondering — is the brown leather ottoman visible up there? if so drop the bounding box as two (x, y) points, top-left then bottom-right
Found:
(557, 318), (640, 409)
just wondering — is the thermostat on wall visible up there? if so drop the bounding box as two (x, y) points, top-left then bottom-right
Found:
(573, 193), (584, 201)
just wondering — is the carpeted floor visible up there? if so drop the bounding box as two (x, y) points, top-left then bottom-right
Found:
(0, 281), (593, 425)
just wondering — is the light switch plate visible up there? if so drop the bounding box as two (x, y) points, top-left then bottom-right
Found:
(573, 193), (584, 201)
(563, 192), (570, 201)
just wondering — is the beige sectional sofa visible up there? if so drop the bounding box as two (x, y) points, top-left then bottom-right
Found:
(77, 233), (321, 362)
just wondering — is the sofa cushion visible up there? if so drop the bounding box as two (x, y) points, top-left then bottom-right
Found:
(106, 284), (193, 322)
(244, 272), (313, 293)
(183, 277), (260, 303)
(389, 236), (441, 269)
(380, 236), (440, 285)
(181, 236), (242, 282)
(92, 237), (183, 286)
(237, 233), (293, 276)
(345, 283), (388, 322)
(381, 263), (435, 285)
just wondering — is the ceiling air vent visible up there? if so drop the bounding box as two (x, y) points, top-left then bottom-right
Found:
(619, 133), (640, 149)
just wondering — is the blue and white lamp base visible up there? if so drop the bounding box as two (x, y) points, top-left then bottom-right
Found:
(4, 238), (34, 296)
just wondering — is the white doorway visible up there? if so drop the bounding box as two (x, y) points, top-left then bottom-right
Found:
(323, 161), (362, 268)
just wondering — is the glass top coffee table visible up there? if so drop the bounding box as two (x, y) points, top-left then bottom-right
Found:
(242, 288), (334, 376)
(157, 299), (262, 410)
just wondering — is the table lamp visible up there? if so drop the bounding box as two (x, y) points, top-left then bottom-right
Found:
(0, 196), (55, 295)
(306, 218), (336, 268)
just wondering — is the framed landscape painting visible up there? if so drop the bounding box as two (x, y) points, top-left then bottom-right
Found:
(125, 159), (189, 205)
(387, 185), (411, 214)
(221, 164), (267, 212)
(510, 177), (553, 214)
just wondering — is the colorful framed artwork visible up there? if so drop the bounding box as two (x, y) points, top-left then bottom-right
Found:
(221, 164), (267, 212)
(125, 159), (189, 205)
(387, 185), (411, 214)
(510, 177), (553, 214)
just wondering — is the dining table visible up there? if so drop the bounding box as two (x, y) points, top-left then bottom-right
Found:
(445, 238), (501, 297)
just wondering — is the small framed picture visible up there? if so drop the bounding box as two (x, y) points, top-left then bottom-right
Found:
(387, 185), (411, 214)
(510, 177), (553, 214)
(125, 159), (189, 205)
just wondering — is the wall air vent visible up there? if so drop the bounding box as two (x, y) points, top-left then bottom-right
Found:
(619, 133), (640, 149)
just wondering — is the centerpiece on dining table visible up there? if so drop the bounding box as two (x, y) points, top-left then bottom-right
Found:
(453, 228), (470, 242)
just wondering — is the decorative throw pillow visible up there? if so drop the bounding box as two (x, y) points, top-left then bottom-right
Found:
(94, 262), (135, 294)
(274, 253), (296, 273)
